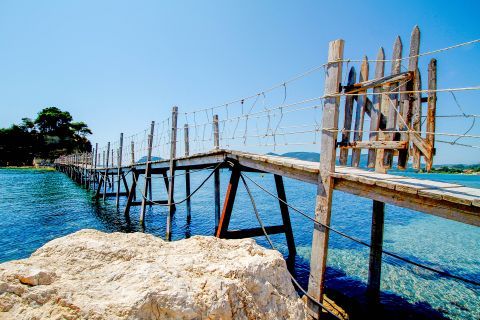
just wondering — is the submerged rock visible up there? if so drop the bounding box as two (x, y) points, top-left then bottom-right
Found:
(0, 229), (306, 319)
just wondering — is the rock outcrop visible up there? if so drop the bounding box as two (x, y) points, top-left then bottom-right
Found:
(0, 229), (306, 319)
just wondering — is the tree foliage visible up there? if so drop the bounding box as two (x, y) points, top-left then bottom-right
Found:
(0, 107), (92, 166)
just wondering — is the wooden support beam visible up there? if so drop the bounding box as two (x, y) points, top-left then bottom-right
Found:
(213, 114), (221, 232)
(121, 173), (130, 196)
(95, 176), (104, 199)
(307, 39), (344, 319)
(224, 225), (285, 239)
(274, 175), (296, 255)
(184, 124), (192, 222)
(216, 165), (241, 238)
(140, 121), (155, 225)
(166, 106), (178, 240)
(161, 171), (175, 211)
(124, 170), (137, 217)
(131, 200), (168, 206)
(100, 192), (128, 197)
(367, 200), (385, 301)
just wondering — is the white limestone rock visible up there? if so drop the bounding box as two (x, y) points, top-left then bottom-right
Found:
(0, 229), (306, 319)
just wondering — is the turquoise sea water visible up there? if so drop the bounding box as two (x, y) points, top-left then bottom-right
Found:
(0, 168), (478, 319)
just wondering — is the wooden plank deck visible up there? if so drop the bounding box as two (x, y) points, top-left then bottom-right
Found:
(75, 148), (480, 227)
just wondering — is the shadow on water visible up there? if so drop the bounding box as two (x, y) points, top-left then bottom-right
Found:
(289, 254), (449, 320)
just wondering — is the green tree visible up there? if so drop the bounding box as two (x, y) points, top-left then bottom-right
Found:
(0, 107), (92, 166)
(34, 107), (73, 134)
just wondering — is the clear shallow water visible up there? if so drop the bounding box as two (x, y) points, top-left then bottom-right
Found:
(0, 168), (478, 319)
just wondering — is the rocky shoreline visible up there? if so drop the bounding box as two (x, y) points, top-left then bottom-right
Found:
(0, 229), (307, 319)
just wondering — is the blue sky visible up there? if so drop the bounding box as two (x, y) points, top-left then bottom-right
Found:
(1, 0), (479, 164)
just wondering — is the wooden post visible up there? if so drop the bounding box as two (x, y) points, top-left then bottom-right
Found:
(367, 200), (385, 302)
(213, 114), (220, 149)
(140, 121), (155, 225)
(130, 140), (136, 201)
(366, 51), (388, 304)
(184, 124), (192, 221)
(97, 152), (101, 186)
(116, 133), (123, 208)
(111, 149), (115, 190)
(213, 114), (221, 232)
(425, 59), (437, 172)
(93, 143), (98, 187)
(307, 39), (344, 319)
(166, 106), (178, 240)
(87, 149), (93, 190)
(103, 142), (110, 201)
(274, 175), (296, 255)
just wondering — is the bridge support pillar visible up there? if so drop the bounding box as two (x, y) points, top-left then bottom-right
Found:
(307, 39), (344, 319)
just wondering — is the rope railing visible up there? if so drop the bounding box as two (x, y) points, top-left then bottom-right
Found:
(58, 34), (480, 170)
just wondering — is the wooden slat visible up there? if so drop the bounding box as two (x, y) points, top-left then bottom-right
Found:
(339, 67), (357, 165)
(352, 56), (369, 167)
(375, 83), (390, 173)
(367, 49), (385, 168)
(345, 71), (412, 94)
(384, 36), (403, 168)
(409, 130), (433, 160)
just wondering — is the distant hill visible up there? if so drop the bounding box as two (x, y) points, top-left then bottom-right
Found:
(137, 156), (163, 163)
(267, 151), (321, 162)
(268, 151), (369, 167)
(265, 151), (479, 173)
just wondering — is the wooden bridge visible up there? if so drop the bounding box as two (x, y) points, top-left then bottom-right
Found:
(55, 26), (480, 319)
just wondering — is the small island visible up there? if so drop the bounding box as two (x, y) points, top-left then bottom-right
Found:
(0, 107), (92, 167)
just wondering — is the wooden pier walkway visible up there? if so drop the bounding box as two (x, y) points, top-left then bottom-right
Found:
(73, 149), (479, 226)
(54, 26), (480, 319)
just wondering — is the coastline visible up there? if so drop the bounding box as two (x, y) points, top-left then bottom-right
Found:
(0, 166), (55, 171)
